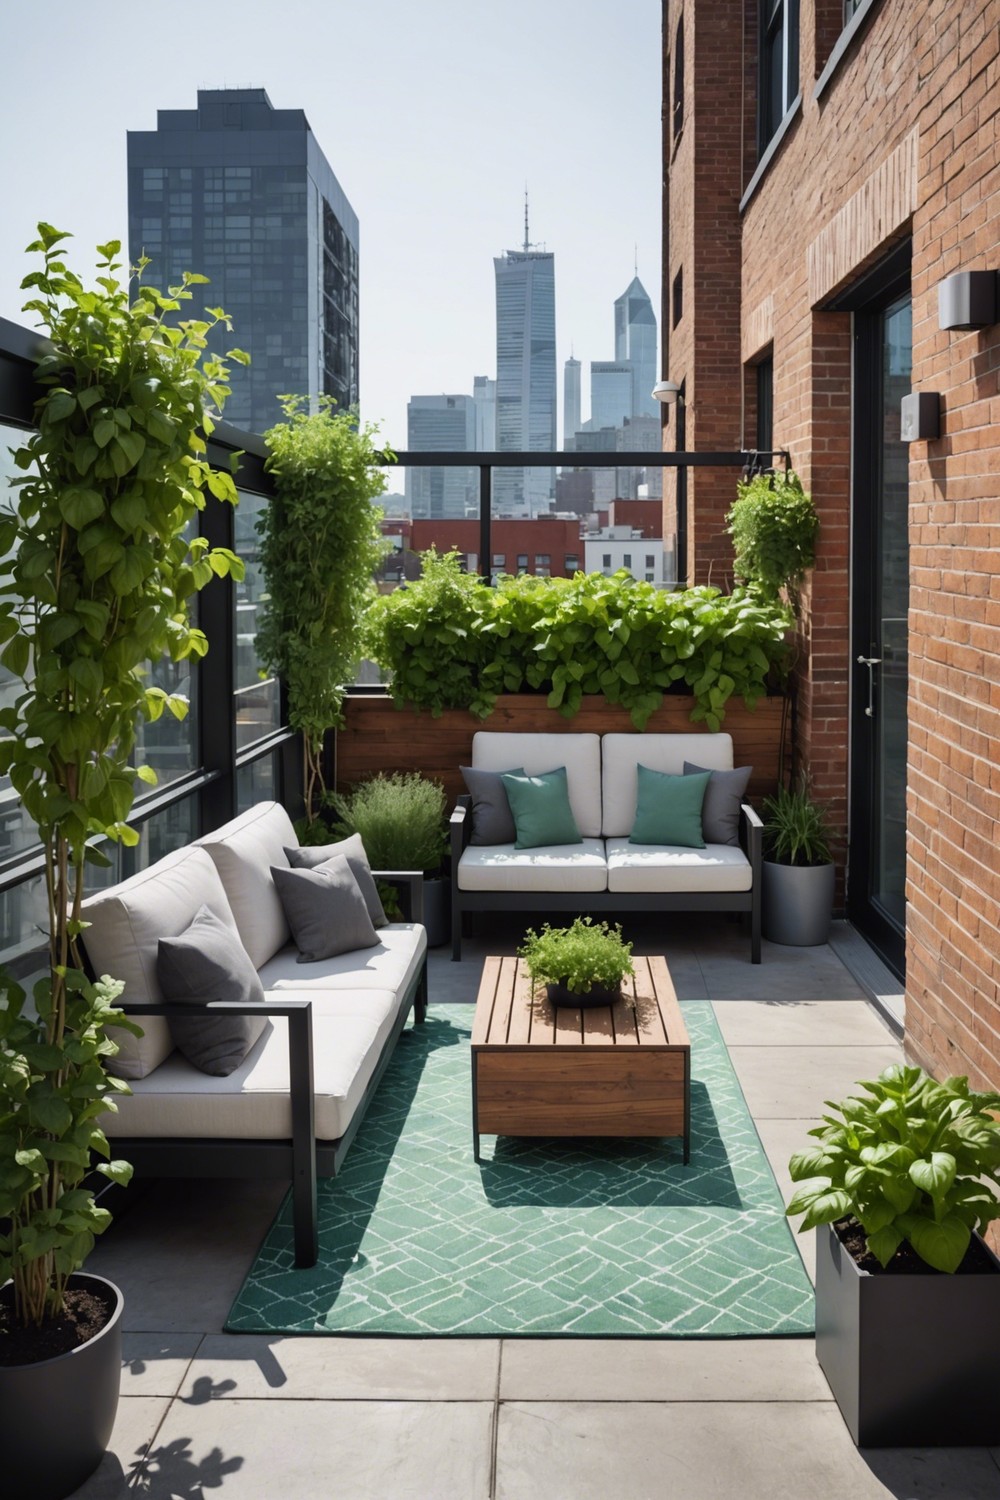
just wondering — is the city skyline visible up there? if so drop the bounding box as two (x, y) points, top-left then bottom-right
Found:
(0, 0), (661, 451)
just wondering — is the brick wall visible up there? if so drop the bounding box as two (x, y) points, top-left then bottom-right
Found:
(666, 0), (1000, 1085)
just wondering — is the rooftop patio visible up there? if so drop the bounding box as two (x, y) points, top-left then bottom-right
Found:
(73, 918), (1000, 1500)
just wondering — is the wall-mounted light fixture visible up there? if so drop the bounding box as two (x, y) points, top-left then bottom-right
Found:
(652, 379), (684, 405)
(938, 270), (997, 331)
(900, 391), (940, 443)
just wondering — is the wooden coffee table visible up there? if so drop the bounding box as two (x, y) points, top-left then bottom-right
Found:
(470, 955), (690, 1162)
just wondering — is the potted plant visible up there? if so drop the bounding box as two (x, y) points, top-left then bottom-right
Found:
(256, 396), (391, 829)
(786, 1065), (1000, 1446)
(518, 917), (635, 1008)
(328, 772), (450, 945)
(726, 467), (819, 614)
(760, 780), (835, 946)
(0, 225), (245, 1499)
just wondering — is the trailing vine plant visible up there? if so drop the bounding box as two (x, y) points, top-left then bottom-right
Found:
(256, 396), (391, 826)
(0, 224), (246, 1330)
(726, 468), (819, 613)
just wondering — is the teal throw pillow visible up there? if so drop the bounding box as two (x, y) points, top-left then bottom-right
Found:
(630, 765), (711, 847)
(501, 767), (583, 850)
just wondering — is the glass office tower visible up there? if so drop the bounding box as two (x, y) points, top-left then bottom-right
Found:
(406, 395), (476, 520)
(127, 89), (358, 435)
(614, 276), (657, 418)
(494, 247), (556, 514)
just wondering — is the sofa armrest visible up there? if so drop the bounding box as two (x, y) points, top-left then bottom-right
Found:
(372, 870), (424, 925)
(739, 802), (763, 877)
(451, 796), (472, 869)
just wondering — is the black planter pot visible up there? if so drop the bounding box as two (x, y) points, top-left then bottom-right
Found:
(0, 1272), (124, 1500)
(422, 875), (451, 947)
(545, 980), (622, 1009)
(816, 1221), (1000, 1446)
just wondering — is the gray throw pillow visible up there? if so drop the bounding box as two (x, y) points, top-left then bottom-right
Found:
(156, 905), (268, 1077)
(683, 761), (753, 846)
(284, 834), (388, 927)
(271, 854), (380, 962)
(461, 765), (525, 845)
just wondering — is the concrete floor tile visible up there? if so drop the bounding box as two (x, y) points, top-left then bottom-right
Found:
(702, 944), (867, 1002)
(182, 1334), (500, 1401)
(121, 1334), (202, 1398)
(727, 1044), (904, 1120)
(498, 1337), (829, 1402)
(70, 1396), (171, 1498)
(144, 1398), (493, 1499)
(89, 1179), (287, 1333)
(495, 1401), (1000, 1500)
(712, 999), (897, 1047)
(753, 1116), (823, 1282)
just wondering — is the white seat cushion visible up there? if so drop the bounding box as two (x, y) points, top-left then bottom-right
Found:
(258, 923), (427, 998)
(605, 837), (752, 893)
(601, 733), (735, 837)
(101, 987), (406, 1143)
(471, 731), (602, 837)
(81, 845), (241, 1080)
(196, 801), (297, 969)
(458, 839), (609, 893)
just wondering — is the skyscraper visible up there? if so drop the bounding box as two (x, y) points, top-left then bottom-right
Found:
(614, 275), (657, 417)
(563, 356), (581, 446)
(473, 375), (496, 451)
(493, 206), (556, 514)
(406, 395), (476, 520)
(127, 88), (358, 435)
(590, 360), (634, 431)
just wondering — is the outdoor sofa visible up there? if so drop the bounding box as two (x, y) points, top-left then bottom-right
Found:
(451, 731), (762, 963)
(82, 800), (428, 1267)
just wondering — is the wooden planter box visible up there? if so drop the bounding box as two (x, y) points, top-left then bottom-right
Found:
(336, 692), (788, 807)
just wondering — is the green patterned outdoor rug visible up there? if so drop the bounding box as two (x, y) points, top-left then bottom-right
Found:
(227, 1003), (814, 1337)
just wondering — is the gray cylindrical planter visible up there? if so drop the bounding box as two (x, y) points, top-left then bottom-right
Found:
(762, 859), (835, 946)
(422, 876), (451, 947)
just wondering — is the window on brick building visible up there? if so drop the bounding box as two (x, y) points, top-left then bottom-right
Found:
(672, 16), (685, 144)
(565, 553), (579, 572)
(623, 553), (632, 569)
(602, 553), (611, 568)
(516, 554), (528, 572)
(758, 0), (799, 154)
(645, 554), (655, 569)
(492, 553), (505, 569)
(757, 357), (774, 453)
(672, 269), (684, 329)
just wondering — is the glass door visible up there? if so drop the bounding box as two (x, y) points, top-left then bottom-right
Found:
(849, 291), (911, 976)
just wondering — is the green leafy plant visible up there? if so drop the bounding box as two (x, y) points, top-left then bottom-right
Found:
(0, 224), (246, 1331)
(328, 771), (448, 876)
(726, 468), (818, 612)
(518, 917), (635, 997)
(786, 1066), (1000, 1274)
(762, 781), (832, 866)
(257, 396), (391, 826)
(366, 554), (792, 730)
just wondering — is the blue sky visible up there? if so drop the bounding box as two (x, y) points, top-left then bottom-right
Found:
(0, 0), (662, 450)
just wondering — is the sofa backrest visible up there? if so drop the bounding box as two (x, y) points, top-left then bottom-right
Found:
(81, 845), (241, 1080)
(471, 732), (602, 838)
(196, 800), (298, 969)
(601, 733), (735, 837)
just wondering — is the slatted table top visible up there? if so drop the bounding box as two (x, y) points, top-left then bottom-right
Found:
(471, 954), (689, 1053)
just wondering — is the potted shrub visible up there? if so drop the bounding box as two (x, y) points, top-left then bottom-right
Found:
(760, 781), (835, 946)
(726, 467), (819, 614)
(518, 917), (635, 1008)
(0, 225), (245, 1499)
(786, 1065), (1000, 1446)
(328, 772), (449, 945)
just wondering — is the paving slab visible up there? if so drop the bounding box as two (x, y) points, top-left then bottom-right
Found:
(494, 1400), (1000, 1500)
(701, 944), (867, 1002)
(727, 1043), (903, 1120)
(183, 1334), (500, 1401)
(145, 1398), (493, 1499)
(70, 1396), (171, 1499)
(498, 1336), (829, 1402)
(712, 999), (897, 1047)
(121, 1333), (202, 1398)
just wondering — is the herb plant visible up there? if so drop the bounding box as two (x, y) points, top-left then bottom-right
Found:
(328, 771), (448, 876)
(762, 782), (832, 866)
(0, 225), (246, 1329)
(726, 468), (818, 612)
(786, 1065), (1000, 1274)
(518, 918), (635, 997)
(257, 396), (391, 826)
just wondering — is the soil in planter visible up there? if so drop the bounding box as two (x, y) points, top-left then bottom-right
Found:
(0, 1281), (117, 1366)
(836, 1217), (999, 1276)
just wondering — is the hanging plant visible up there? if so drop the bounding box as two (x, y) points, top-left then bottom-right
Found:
(726, 468), (818, 613)
(256, 396), (391, 825)
(0, 224), (247, 1336)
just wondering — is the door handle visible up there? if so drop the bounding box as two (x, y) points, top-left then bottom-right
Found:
(857, 655), (882, 718)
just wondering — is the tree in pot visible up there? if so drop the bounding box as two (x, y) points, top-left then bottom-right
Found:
(327, 771), (449, 945)
(518, 917), (635, 1008)
(0, 225), (246, 1500)
(786, 1065), (1000, 1446)
(760, 781), (834, 946)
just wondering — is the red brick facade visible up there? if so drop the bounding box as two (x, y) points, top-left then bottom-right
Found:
(664, 0), (1000, 1086)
